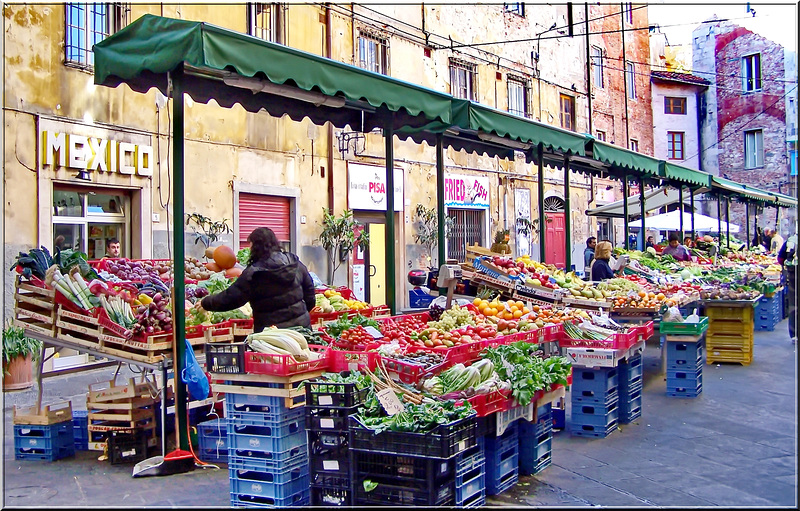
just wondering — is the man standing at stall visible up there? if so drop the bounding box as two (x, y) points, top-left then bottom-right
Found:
(769, 228), (784, 254)
(778, 233), (796, 344)
(583, 237), (596, 273)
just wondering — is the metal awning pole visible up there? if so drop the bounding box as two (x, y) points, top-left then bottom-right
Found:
(725, 196), (731, 249)
(745, 201), (750, 249)
(678, 185), (684, 240)
(385, 117), (396, 315)
(564, 156), (572, 270)
(717, 195), (722, 241)
(639, 175), (646, 251)
(622, 173), (629, 250)
(171, 67), (188, 451)
(538, 144), (546, 262)
(436, 135), (446, 269)
(690, 187), (696, 235)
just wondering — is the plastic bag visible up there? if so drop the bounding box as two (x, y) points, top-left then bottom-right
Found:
(182, 338), (210, 400)
(662, 306), (684, 323)
(684, 308), (700, 323)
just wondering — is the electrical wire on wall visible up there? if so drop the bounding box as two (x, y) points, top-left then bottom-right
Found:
(156, 92), (173, 261)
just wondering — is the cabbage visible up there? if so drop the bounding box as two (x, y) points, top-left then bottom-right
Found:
(680, 269), (692, 281)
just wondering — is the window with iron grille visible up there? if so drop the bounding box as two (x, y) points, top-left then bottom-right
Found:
(358, 32), (388, 75)
(744, 129), (764, 169)
(504, 3), (524, 16)
(742, 53), (762, 92)
(450, 60), (476, 100)
(507, 77), (529, 118)
(626, 62), (636, 99)
(248, 2), (285, 44)
(664, 96), (686, 115)
(667, 132), (684, 160)
(560, 94), (575, 131)
(65, 3), (130, 68)
(591, 45), (604, 88)
(447, 209), (484, 262)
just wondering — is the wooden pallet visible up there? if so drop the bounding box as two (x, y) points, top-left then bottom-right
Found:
(13, 401), (73, 425)
(14, 277), (57, 336)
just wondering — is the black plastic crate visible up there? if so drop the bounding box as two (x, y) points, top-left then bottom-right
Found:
(352, 477), (455, 507)
(311, 484), (351, 507)
(350, 450), (455, 483)
(308, 429), (349, 454)
(310, 451), (350, 477)
(305, 404), (359, 432)
(304, 374), (370, 408)
(109, 430), (149, 465)
(205, 342), (246, 374)
(348, 413), (477, 459)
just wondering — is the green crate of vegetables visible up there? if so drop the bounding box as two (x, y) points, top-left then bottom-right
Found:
(659, 316), (709, 336)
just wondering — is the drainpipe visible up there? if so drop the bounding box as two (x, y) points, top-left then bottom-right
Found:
(538, 144), (546, 262)
(385, 119), (396, 314)
(326, 4), (334, 213)
(585, 2), (592, 135)
(564, 156), (572, 270)
(622, 173), (629, 250)
(620, 3), (630, 149)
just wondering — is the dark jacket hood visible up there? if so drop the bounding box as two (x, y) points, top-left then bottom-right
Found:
(250, 251), (301, 285)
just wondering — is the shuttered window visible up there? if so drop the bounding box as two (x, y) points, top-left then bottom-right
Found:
(238, 193), (291, 247)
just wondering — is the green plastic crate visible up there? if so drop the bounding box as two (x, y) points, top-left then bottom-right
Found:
(659, 316), (709, 336)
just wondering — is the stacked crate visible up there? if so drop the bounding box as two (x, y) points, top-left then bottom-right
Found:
(485, 422), (519, 495)
(226, 394), (309, 508)
(617, 354), (643, 422)
(304, 378), (369, 507)
(86, 379), (158, 455)
(73, 410), (89, 451)
(197, 418), (228, 463)
(665, 335), (704, 397)
(569, 366), (619, 438)
(705, 304), (754, 366)
(519, 402), (553, 475)
(455, 436), (486, 507)
(13, 402), (75, 462)
(754, 295), (782, 331)
(348, 411), (477, 506)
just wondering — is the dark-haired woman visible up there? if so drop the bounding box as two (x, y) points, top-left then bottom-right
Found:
(198, 227), (316, 331)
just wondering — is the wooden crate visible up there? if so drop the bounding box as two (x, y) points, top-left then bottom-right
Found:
(86, 378), (159, 447)
(13, 401), (73, 425)
(87, 378), (155, 403)
(56, 308), (101, 345)
(14, 277), (57, 337)
(210, 370), (325, 409)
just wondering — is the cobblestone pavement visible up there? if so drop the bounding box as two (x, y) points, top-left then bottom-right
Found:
(3, 321), (796, 508)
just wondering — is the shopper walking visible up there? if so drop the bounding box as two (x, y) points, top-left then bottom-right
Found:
(198, 227), (316, 331)
(584, 237), (597, 271)
(778, 233), (797, 344)
(661, 233), (692, 262)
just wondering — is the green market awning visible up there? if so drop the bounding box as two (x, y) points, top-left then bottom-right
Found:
(589, 140), (661, 176)
(711, 176), (776, 202)
(659, 162), (712, 187)
(772, 191), (798, 208)
(94, 14), (453, 131)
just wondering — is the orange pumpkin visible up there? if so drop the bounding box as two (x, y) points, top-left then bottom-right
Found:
(205, 261), (222, 272)
(225, 267), (243, 278)
(213, 245), (237, 270)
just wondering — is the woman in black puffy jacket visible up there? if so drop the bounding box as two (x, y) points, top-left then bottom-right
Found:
(198, 227), (315, 332)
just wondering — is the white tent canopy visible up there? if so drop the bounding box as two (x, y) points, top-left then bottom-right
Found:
(586, 186), (711, 218)
(628, 210), (740, 233)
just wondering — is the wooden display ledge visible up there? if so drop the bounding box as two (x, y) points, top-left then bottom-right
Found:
(209, 370), (326, 409)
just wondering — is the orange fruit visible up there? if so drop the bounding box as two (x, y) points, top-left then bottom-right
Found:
(513, 310), (523, 319)
(473, 297), (482, 306)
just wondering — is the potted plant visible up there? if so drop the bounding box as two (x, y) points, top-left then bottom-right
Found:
(412, 204), (454, 269)
(3, 323), (43, 391)
(317, 208), (370, 285)
(185, 213), (232, 257)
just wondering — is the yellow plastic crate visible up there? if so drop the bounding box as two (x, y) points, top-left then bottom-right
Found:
(706, 347), (753, 365)
(708, 319), (754, 336)
(705, 306), (754, 323)
(706, 334), (753, 351)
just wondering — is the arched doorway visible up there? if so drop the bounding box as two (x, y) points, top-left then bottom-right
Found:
(543, 196), (566, 268)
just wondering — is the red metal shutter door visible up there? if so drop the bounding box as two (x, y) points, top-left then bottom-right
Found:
(238, 193), (291, 247)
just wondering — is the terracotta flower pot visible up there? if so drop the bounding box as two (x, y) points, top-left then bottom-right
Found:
(3, 353), (34, 391)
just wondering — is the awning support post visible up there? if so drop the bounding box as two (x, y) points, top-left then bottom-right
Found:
(690, 187), (696, 235)
(678, 186), (684, 241)
(385, 118), (396, 315)
(170, 67), (189, 451)
(622, 173), (629, 251)
(538, 143), (546, 262)
(436, 135), (446, 269)
(564, 156), (572, 271)
(717, 195), (722, 241)
(639, 175), (646, 251)
(745, 201), (750, 249)
(725, 196), (731, 250)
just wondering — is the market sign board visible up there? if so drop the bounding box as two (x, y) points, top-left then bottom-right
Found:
(39, 128), (153, 178)
(347, 163), (403, 211)
(445, 173), (490, 209)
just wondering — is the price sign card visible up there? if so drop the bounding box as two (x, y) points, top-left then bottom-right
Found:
(376, 387), (405, 416)
(363, 326), (384, 339)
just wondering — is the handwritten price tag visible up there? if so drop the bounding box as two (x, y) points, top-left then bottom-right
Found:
(376, 387), (405, 416)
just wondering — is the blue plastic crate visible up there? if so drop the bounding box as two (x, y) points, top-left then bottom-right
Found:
(519, 431), (552, 475)
(621, 408), (642, 423)
(225, 382), (306, 408)
(230, 488), (309, 508)
(198, 419), (229, 463)
(485, 425), (518, 460)
(409, 288), (436, 308)
(486, 459), (518, 495)
(14, 423), (74, 451)
(456, 436), (485, 477)
(227, 416), (305, 450)
(225, 399), (305, 426)
(667, 367), (703, 386)
(535, 402), (552, 423)
(456, 463), (485, 505)
(228, 447), (307, 472)
(619, 378), (643, 398)
(485, 442), (518, 495)
(572, 386), (619, 406)
(73, 410), (88, 450)
(666, 338), (703, 358)
(572, 366), (619, 393)
(619, 388), (642, 413)
(552, 407), (565, 429)
(229, 467), (309, 499)
(666, 381), (702, 398)
(532, 452), (552, 474)
(15, 444), (75, 461)
(569, 420), (618, 438)
(460, 489), (486, 508)
(519, 415), (552, 438)
(619, 355), (643, 381)
(571, 401), (619, 428)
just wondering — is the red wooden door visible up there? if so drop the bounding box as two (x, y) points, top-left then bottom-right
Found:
(545, 212), (566, 269)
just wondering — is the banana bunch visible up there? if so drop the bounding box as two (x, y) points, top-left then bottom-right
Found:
(246, 327), (321, 363)
(423, 359), (496, 396)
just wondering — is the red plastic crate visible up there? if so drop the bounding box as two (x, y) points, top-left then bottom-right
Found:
(310, 310), (349, 324)
(377, 348), (454, 385)
(228, 318), (254, 336)
(244, 345), (329, 376)
(54, 289), (93, 315)
(346, 306), (374, 319)
(92, 307), (131, 338)
(632, 321), (654, 343)
(557, 322), (636, 350)
(185, 324), (207, 339)
(328, 347), (380, 373)
(465, 388), (512, 417)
